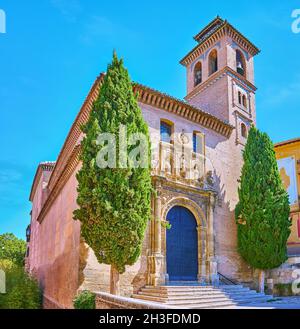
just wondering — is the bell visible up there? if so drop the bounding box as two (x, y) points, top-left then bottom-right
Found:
(237, 61), (244, 75)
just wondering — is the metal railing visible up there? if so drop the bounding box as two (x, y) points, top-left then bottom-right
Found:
(218, 272), (238, 285)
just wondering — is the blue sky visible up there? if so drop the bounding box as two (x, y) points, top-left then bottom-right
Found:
(0, 0), (299, 239)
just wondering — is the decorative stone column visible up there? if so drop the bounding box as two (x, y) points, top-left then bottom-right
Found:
(147, 180), (165, 287)
(154, 186), (162, 254)
(206, 192), (218, 284)
(197, 226), (207, 283)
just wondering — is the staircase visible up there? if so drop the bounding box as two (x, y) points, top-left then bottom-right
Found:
(132, 284), (273, 309)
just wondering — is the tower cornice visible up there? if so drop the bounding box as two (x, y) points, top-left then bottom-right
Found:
(180, 19), (260, 67)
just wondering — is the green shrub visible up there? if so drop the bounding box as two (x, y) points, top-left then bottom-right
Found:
(274, 283), (294, 296)
(0, 233), (26, 266)
(0, 260), (42, 309)
(73, 291), (96, 309)
(0, 259), (15, 271)
(73, 53), (152, 285)
(235, 127), (291, 270)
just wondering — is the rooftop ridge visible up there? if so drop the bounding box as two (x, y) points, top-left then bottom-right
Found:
(274, 137), (300, 148)
(193, 16), (225, 43)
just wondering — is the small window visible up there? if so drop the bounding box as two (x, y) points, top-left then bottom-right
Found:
(26, 225), (31, 242)
(241, 123), (247, 138)
(242, 95), (247, 108)
(26, 247), (30, 257)
(194, 62), (202, 86)
(238, 91), (242, 105)
(208, 49), (218, 76)
(236, 50), (246, 77)
(193, 132), (205, 154)
(160, 121), (172, 144)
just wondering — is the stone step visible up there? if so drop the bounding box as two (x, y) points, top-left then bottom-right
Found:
(167, 298), (234, 305)
(189, 303), (237, 309)
(139, 290), (265, 300)
(164, 282), (244, 288)
(133, 293), (234, 304)
(144, 285), (213, 290)
(170, 301), (237, 309)
(220, 286), (251, 290)
(139, 290), (229, 298)
(138, 294), (233, 304)
(131, 294), (167, 303)
(144, 286), (250, 293)
(134, 284), (273, 309)
(146, 284), (244, 289)
(224, 292), (272, 299)
(220, 286), (251, 291)
(136, 294), (273, 305)
(142, 286), (255, 293)
(234, 296), (273, 304)
(165, 295), (271, 305)
(160, 285), (249, 290)
(221, 291), (255, 296)
(141, 287), (251, 295)
(133, 294), (236, 308)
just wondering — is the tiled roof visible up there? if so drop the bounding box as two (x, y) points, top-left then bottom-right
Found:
(274, 137), (300, 148)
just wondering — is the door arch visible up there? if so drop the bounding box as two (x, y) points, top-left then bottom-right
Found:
(166, 206), (198, 281)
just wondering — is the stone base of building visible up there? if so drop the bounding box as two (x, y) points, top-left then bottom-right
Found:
(266, 257), (300, 296)
(43, 295), (65, 309)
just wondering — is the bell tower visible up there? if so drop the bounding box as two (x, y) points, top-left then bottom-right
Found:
(180, 17), (260, 145)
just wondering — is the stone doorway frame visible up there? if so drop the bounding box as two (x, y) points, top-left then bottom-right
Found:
(162, 197), (207, 283)
(147, 178), (217, 286)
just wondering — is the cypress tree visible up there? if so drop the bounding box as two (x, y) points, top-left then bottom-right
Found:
(73, 52), (152, 294)
(235, 126), (291, 292)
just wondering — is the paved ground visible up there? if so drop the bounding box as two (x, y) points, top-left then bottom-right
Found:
(237, 297), (300, 309)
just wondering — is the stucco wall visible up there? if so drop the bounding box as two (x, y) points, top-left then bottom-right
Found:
(29, 165), (81, 309)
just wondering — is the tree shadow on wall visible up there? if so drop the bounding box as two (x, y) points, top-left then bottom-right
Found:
(213, 170), (255, 286)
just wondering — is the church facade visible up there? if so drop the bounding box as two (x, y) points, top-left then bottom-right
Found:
(26, 17), (262, 309)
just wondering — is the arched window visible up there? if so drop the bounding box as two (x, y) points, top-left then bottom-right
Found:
(236, 50), (246, 77)
(193, 131), (205, 155)
(194, 62), (202, 86)
(160, 120), (173, 144)
(208, 49), (218, 76)
(242, 95), (247, 108)
(238, 91), (242, 105)
(241, 123), (247, 138)
(26, 225), (31, 242)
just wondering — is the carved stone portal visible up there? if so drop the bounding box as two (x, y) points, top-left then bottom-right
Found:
(147, 177), (217, 286)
